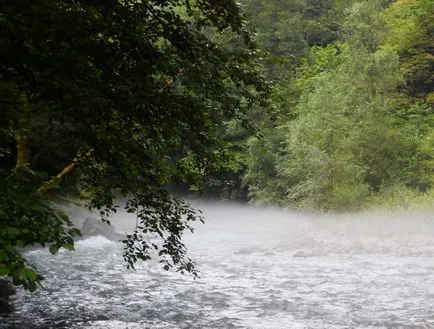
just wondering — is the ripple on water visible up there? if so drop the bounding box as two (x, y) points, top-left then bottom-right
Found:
(2, 206), (434, 329)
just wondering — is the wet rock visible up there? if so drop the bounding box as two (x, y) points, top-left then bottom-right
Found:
(0, 279), (15, 315)
(80, 217), (123, 241)
(293, 250), (307, 257)
(0, 280), (15, 297)
(234, 248), (252, 255)
(0, 299), (13, 314)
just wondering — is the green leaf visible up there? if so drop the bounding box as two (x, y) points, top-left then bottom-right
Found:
(23, 267), (37, 281)
(0, 264), (10, 276)
(7, 227), (20, 236)
(62, 243), (75, 251)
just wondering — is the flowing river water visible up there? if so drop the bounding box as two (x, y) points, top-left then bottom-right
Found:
(2, 202), (434, 328)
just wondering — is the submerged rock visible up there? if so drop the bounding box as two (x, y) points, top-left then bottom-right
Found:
(293, 250), (307, 257)
(80, 217), (124, 241)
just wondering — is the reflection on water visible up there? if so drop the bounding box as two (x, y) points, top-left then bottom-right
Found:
(2, 202), (434, 328)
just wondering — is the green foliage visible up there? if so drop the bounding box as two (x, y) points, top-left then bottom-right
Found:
(0, 168), (80, 291)
(0, 0), (269, 291)
(367, 185), (434, 211)
(342, 0), (387, 51)
(244, 0), (433, 211)
(241, 0), (357, 82)
(244, 131), (286, 205)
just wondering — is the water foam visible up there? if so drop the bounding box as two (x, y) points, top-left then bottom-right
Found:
(4, 201), (434, 329)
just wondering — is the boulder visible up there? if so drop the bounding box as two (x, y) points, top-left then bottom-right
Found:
(80, 217), (123, 241)
(0, 279), (15, 315)
(293, 250), (307, 257)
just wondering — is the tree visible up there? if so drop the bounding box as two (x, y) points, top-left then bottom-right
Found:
(274, 1), (414, 210)
(383, 0), (434, 189)
(241, 0), (356, 82)
(0, 0), (269, 291)
(245, 0), (433, 211)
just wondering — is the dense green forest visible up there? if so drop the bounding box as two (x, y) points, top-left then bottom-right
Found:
(206, 0), (433, 211)
(0, 0), (433, 293)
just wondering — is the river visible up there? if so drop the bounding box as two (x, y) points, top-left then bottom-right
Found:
(2, 202), (434, 328)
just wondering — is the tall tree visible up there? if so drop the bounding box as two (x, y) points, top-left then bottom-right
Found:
(0, 0), (269, 291)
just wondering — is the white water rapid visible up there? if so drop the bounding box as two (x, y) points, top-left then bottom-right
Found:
(2, 202), (434, 328)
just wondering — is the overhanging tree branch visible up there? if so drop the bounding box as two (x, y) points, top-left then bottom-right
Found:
(37, 148), (93, 194)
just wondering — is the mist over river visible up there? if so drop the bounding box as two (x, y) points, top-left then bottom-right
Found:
(2, 202), (434, 329)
